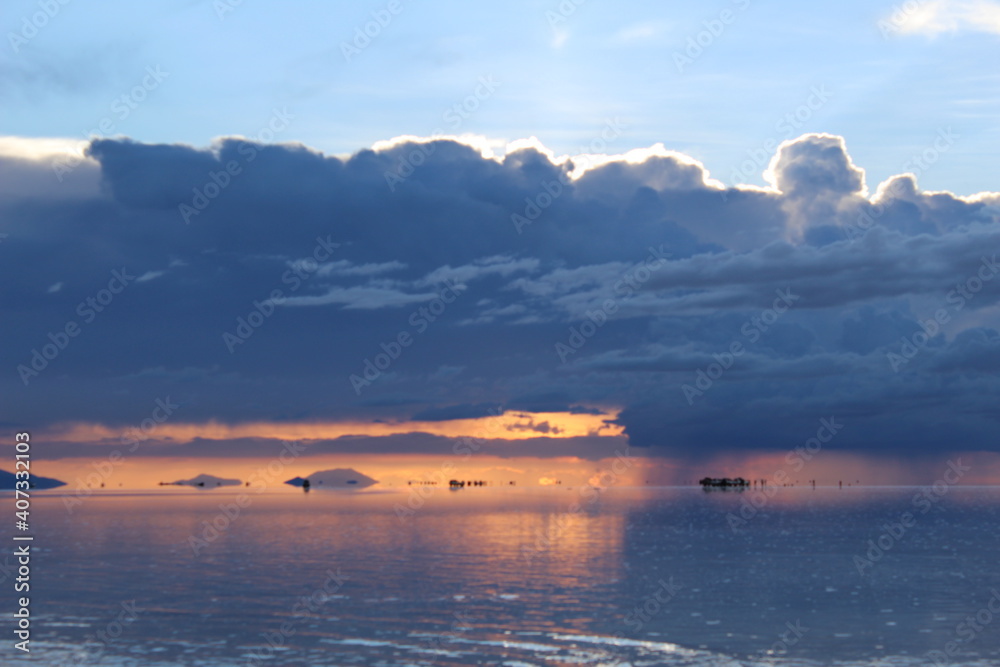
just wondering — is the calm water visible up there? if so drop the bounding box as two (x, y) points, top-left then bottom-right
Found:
(2, 486), (1000, 666)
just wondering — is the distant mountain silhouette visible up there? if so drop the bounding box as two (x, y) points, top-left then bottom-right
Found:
(0, 469), (66, 490)
(161, 474), (242, 488)
(285, 468), (377, 489)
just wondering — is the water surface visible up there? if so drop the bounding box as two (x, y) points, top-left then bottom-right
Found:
(3, 486), (999, 665)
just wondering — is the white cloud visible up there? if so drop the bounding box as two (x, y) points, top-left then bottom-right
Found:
(280, 286), (442, 309)
(136, 270), (165, 283)
(892, 0), (1000, 36)
(418, 256), (539, 287)
(0, 136), (88, 162)
(314, 260), (406, 277)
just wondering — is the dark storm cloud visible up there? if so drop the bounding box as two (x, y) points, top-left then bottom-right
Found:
(2, 132), (999, 458)
(639, 225), (1000, 311)
(410, 403), (502, 421)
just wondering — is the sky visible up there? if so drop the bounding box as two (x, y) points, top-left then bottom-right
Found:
(4, 0), (1000, 191)
(3, 0), (1000, 487)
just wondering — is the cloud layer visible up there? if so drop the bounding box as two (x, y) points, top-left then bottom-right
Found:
(2, 132), (999, 459)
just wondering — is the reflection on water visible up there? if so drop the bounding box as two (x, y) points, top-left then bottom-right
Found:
(2, 486), (999, 666)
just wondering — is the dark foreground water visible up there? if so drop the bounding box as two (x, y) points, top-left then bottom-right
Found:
(2, 486), (999, 666)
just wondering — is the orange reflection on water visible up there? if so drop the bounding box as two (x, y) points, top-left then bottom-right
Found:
(30, 487), (629, 633)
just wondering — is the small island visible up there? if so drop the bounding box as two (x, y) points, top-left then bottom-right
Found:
(160, 474), (242, 489)
(285, 468), (377, 490)
(0, 469), (66, 490)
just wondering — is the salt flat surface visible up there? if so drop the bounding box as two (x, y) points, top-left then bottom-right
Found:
(2, 486), (998, 665)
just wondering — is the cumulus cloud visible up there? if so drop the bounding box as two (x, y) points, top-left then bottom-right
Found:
(764, 134), (868, 239)
(2, 132), (1000, 460)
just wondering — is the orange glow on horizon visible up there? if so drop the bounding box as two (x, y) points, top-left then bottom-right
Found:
(30, 452), (649, 492)
(22, 450), (1000, 494)
(42, 410), (624, 445)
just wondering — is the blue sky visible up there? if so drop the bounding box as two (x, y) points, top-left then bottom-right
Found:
(3, 0), (1000, 193)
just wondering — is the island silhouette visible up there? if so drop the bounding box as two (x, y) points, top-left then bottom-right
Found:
(0, 469), (66, 490)
(160, 474), (242, 489)
(285, 468), (377, 489)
